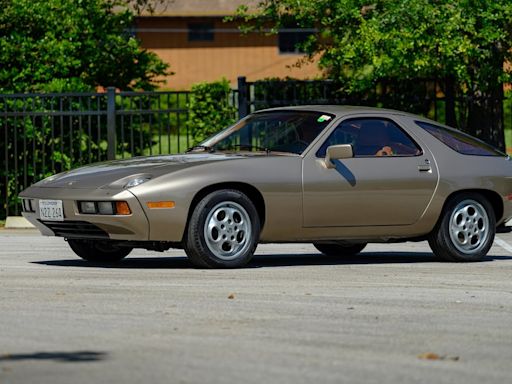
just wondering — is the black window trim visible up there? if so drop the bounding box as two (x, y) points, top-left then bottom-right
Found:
(315, 116), (424, 159)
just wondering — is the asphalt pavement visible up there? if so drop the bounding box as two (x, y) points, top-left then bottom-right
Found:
(1, 229), (512, 384)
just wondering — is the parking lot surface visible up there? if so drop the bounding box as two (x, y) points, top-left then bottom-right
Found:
(1, 229), (512, 384)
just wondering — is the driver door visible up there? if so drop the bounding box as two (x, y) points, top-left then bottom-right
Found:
(302, 116), (438, 227)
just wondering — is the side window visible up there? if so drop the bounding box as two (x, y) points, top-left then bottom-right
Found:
(415, 121), (505, 157)
(317, 118), (422, 158)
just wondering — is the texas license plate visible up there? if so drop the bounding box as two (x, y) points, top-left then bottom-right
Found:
(39, 199), (64, 221)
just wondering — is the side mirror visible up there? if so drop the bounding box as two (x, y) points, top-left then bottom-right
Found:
(325, 144), (353, 168)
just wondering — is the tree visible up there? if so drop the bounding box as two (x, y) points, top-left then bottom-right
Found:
(235, 0), (512, 150)
(0, 0), (169, 92)
(0, 0), (170, 218)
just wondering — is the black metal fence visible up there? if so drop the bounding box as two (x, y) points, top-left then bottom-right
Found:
(239, 77), (510, 126)
(0, 89), (192, 218)
(2, 77), (512, 219)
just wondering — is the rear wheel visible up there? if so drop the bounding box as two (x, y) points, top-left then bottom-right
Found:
(428, 193), (495, 261)
(67, 239), (132, 262)
(313, 242), (367, 256)
(184, 189), (260, 268)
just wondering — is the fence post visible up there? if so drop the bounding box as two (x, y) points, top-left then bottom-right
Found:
(106, 87), (116, 160)
(237, 76), (250, 120)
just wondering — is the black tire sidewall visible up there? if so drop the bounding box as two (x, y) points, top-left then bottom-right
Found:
(185, 190), (260, 268)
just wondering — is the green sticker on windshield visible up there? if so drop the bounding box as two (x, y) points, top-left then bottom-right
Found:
(317, 115), (332, 123)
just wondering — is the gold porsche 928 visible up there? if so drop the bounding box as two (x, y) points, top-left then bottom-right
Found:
(20, 106), (512, 268)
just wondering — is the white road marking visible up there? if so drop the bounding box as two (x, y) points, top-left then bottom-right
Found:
(494, 236), (512, 254)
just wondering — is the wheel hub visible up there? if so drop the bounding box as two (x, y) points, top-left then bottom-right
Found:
(449, 199), (490, 255)
(204, 201), (252, 260)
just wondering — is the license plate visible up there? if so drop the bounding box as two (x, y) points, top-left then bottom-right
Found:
(39, 199), (64, 221)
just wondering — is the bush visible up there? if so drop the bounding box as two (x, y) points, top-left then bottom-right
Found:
(187, 79), (236, 144)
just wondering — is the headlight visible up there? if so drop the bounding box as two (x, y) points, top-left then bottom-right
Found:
(80, 201), (97, 214)
(124, 176), (151, 189)
(78, 201), (131, 215)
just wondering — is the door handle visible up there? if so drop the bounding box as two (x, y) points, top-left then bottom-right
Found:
(418, 159), (431, 172)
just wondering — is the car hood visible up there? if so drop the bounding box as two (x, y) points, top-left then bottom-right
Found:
(33, 153), (244, 189)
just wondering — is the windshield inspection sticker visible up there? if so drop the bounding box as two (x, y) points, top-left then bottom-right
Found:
(317, 115), (332, 123)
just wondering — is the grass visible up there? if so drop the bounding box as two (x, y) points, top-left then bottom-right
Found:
(0, 220), (5, 228)
(146, 134), (194, 156)
(506, 129), (512, 154)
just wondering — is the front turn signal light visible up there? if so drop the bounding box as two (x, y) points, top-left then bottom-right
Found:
(115, 201), (132, 215)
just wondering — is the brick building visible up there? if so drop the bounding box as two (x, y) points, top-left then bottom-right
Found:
(133, 0), (321, 89)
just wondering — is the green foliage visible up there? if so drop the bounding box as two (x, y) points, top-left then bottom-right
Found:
(235, 0), (512, 149)
(187, 79), (236, 144)
(236, 0), (512, 91)
(0, 0), (170, 92)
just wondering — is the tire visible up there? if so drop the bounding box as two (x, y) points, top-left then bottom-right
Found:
(428, 193), (495, 261)
(184, 189), (260, 268)
(68, 239), (132, 262)
(313, 242), (367, 256)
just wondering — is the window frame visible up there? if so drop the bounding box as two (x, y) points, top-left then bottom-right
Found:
(315, 117), (424, 159)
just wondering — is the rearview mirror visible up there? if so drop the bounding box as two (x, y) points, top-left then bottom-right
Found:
(325, 144), (353, 168)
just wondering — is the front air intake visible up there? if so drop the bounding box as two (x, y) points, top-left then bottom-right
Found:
(39, 220), (109, 239)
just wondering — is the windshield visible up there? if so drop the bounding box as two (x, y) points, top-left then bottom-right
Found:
(198, 111), (335, 155)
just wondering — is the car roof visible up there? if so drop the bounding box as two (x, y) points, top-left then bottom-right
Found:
(255, 105), (418, 118)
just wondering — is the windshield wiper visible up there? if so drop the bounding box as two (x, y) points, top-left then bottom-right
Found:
(186, 145), (215, 153)
(231, 144), (271, 154)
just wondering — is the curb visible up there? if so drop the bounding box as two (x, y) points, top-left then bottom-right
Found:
(5, 216), (35, 229)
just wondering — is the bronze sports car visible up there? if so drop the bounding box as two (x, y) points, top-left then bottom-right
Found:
(20, 106), (512, 268)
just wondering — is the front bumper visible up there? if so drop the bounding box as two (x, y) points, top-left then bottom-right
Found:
(20, 187), (150, 241)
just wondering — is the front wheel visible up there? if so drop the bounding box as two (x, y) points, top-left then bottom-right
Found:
(184, 189), (260, 268)
(428, 193), (495, 261)
(313, 242), (367, 256)
(67, 239), (132, 262)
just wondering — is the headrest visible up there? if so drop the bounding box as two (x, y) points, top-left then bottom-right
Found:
(357, 120), (389, 146)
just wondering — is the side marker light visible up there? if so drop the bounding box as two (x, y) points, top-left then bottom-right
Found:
(147, 201), (176, 209)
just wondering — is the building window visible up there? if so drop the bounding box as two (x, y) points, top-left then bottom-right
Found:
(188, 22), (214, 42)
(278, 28), (313, 54)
